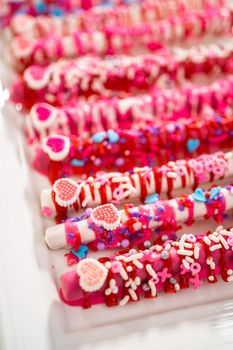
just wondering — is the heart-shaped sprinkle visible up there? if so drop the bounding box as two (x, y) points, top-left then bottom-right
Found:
(43, 135), (70, 161)
(209, 186), (221, 200)
(24, 65), (51, 90)
(53, 178), (81, 206)
(92, 131), (106, 143)
(30, 103), (57, 130)
(107, 129), (120, 143)
(77, 258), (108, 292)
(191, 188), (206, 202)
(187, 139), (200, 153)
(71, 245), (88, 259)
(145, 193), (159, 204)
(90, 203), (121, 230)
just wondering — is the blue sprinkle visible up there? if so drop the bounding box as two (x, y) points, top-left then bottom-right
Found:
(35, 2), (47, 13)
(51, 7), (64, 16)
(71, 245), (88, 259)
(145, 193), (159, 204)
(92, 131), (106, 143)
(187, 138), (200, 153)
(191, 188), (206, 202)
(107, 129), (120, 143)
(71, 159), (85, 166)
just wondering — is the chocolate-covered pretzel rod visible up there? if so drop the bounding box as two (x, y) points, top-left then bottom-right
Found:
(45, 185), (233, 250)
(11, 39), (233, 109)
(9, 0), (220, 37)
(59, 226), (233, 308)
(11, 7), (233, 70)
(41, 150), (233, 220)
(34, 114), (233, 183)
(26, 75), (233, 143)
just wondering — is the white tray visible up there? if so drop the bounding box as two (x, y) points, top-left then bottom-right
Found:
(1, 61), (233, 350)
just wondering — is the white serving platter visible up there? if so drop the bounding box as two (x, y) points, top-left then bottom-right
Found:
(1, 58), (233, 350)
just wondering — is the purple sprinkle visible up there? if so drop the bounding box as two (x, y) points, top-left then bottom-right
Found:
(94, 158), (102, 166)
(85, 208), (93, 217)
(121, 239), (130, 248)
(98, 226), (104, 233)
(167, 124), (175, 133)
(97, 242), (106, 251)
(178, 204), (185, 211)
(116, 157), (125, 166)
(154, 215), (161, 221)
(158, 206), (165, 213)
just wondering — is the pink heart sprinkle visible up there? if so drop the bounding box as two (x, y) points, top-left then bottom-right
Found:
(29, 66), (46, 80)
(36, 106), (51, 121)
(42, 206), (52, 217)
(46, 137), (65, 153)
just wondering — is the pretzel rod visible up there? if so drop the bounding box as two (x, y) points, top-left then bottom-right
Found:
(59, 226), (233, 308)
(2, 0), (143, 28)
(26, 75), (233, 143)
(11, 8), (233, 70)
(41, 150), (233, 220)
(10, 39), (233, 109)
(33, 114), (233, 182)
(45, 185), (233, 250)
(8, 0), (220, 36)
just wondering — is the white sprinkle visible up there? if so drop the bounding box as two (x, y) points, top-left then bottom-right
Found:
(128, 288), (138, 301)
(208, 276), (215, 281)
(119, 266), (128, 280)
(126, 266), (133, 272)
(133, 260), (143, 269)
(184, 243), (193, 249)
(177, 249), (193, 256)
(110, 279), (116, 288)
(165, 243), (171, 251)
(227, 269), (233, 276)
(146, 264), (157, 278)
(185, 256), (194, 263)
(105, 288), (111, 296)
(179, 234), (187, 249)
(209, 234), (220, 243)
(227, 275), (233, 282)
(135, 277), (141, 285)
(105, 262), (111, 269)
(119, 295), (130, 306)
(219, 235), (230, 250)
(210, 244), (222, 251)
(194, 246), (200, 259)
(125, 253), (143, 262)
(175, 283), (180, 291)
(148, 279), (157, 297)
(150, 245), (163, 252)
(203, 237), (211, 245)
(182, 259), (190, 270)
